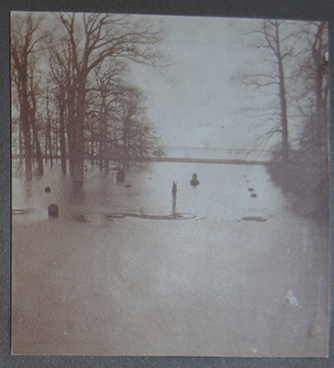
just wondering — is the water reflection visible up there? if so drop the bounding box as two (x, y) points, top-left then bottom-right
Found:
(71, 182), (85, 205)
(11, 159), (330, 356)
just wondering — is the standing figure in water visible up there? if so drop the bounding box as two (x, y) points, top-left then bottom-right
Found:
(172, 182), (177, 216)
(116, 168), (125, 183)
(190, 173), (199, 186)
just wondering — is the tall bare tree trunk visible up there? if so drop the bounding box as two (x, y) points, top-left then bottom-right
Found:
(59, 98), (67, 174)
(272, 21), (290, 162)
(70, 78), (85, 184)
(20, 110), (32, 180)
(29, 90), (44, 175)
(20, 70), (33, 180)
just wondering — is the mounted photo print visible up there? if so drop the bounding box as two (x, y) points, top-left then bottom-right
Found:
(11, 11), (330, 357)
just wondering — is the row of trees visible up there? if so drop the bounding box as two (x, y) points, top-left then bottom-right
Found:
(11, 12), (164, 184)
(238, 20), (329, 219)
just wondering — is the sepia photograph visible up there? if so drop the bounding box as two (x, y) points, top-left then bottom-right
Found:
(11, 11), (330, 357)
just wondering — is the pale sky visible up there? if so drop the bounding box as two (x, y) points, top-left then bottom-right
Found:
(129, 15), (272, 150)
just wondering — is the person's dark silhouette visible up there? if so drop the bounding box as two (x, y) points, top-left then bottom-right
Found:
(116, 168), (125, 183)
(190, 173), (199, 186)
(172, 182), (177, 216)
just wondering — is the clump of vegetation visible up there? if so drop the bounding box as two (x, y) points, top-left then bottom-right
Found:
(267, 145), (329, 220)
(236, 20), (328, 222)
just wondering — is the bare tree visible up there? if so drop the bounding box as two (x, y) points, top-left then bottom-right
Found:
(294, 22), (328, 160)
(48, 41), (76, 175)
(113, 84), (147, 168)
(286, 21), (329, 218)
(11, 12), (164, 182)
(257, 20), (329, 219)
(85, 61), (126, 171)
(11, 13), (47, 179)
(85, 74), (161, 170)
(237, 20), (298, 161)
(54, 12), (163, 185)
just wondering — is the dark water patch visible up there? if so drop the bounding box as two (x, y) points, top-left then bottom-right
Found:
(72, 214), (89, 223)
(12, 208), (31, 215)
(241, 216), (267, 222)
(104, 211), (196, 220)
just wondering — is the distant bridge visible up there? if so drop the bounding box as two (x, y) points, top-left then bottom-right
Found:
(139, 157), (270, 166)
(151, 146), (272, 165)
(12, 146), (272, 166)
(12, 155), (271, 166)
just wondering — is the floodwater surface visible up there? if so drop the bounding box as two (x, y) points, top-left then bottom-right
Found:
(11, 161), (330, 356)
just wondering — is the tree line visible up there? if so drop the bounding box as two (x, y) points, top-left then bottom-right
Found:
(11, 14), (329, 219)
(237, 20), (329, 220)
(11, 12), (164, 184)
